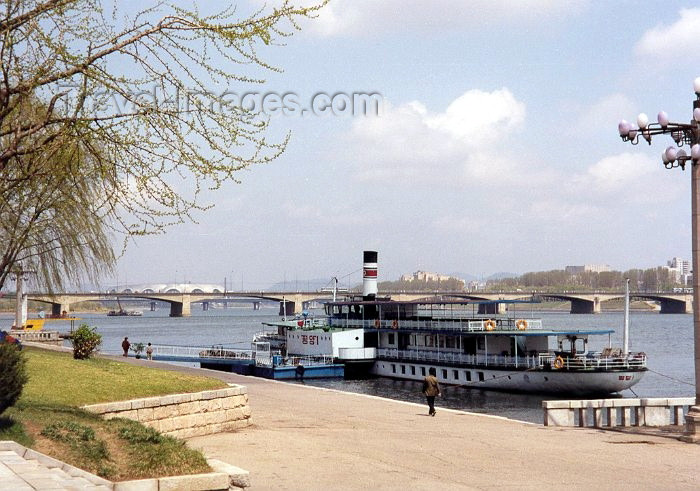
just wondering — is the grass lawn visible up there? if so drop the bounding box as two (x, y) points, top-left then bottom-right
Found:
(0, 347), (230, 480)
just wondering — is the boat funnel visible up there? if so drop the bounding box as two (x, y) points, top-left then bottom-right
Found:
(362, 251), (378, 300)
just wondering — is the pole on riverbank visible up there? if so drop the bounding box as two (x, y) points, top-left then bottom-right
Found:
(623, 278), (629, 356)
(618, 81), (700, 442)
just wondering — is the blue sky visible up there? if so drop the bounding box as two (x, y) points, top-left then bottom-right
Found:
(114, 1), (700, 289)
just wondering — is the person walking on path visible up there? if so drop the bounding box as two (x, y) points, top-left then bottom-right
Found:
(146, 342), (153, 360)
(422, 367), (441, 416)
(121, 337), (130, 357)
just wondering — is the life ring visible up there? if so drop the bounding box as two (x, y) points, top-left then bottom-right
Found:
(391, 320), (398, 329)
(516, 319), (528, 331)
(553, 356), (565, 370)
(484, 320), (496, 331)
(374, 319), (381, 328)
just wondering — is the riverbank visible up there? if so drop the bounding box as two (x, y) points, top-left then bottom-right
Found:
(94, 355), (700, 489)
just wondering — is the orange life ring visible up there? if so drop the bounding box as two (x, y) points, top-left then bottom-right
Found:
(484, 320), (496, 331)
(516, 319), (528, 331)
(391, 320), (398, 329)
(374, 319), (381, 328)
(553, 356), (565, 369)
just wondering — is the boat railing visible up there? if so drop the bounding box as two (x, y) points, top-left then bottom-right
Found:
(376, 348), (541, 369)
(377, 348), (647, 370)
(254, 353), (335, 368)
(329, 318), (543, 332)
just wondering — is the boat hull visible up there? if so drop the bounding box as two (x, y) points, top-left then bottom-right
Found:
(372, 360), (645, 396)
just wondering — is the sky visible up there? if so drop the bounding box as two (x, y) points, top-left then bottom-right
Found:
(111, 1), (700, 290)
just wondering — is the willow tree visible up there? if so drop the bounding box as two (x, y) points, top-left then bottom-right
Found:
(0, 0), (324, 291)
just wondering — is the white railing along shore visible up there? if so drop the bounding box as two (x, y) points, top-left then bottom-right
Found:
(543, 397), (696, 428)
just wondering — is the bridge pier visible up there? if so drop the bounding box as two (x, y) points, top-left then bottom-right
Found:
(169, 299), (191, 317)
(150, 302), (157, 311)
(253, 302), (260, 311)
(570, 298), (600, 314)
(659, 299), (690, 314)
(202, 301), (209, 312)
(51, 303), (70, 317)
(279, 300), (295, 316)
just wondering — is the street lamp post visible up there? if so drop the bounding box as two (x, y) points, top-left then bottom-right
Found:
(618, 78), (700, 442)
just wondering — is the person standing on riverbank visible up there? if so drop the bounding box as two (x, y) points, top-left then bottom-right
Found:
(146, 342), (153, 360)
(422, 367), (441, 416)
(121, 337), (130, 357)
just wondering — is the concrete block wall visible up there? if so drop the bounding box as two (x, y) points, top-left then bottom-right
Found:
(543, 397), (695, 428)
(82, 386), (252, 438)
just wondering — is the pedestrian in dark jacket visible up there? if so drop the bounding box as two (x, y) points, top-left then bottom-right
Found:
(422, 367), (441, 416)
(122, 337), (130, 357)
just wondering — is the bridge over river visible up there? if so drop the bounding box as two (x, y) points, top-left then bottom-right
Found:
(22, 290), (693, 317)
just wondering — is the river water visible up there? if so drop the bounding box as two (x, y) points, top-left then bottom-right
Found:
(2, 306), (694, 423)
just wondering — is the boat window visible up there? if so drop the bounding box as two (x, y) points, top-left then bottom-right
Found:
(411, 366), (416, 375)
(388, 333), (395, 345)
(421, 367), (426, 376)
(401, 365), (406, 374)
(426, 335), (433, 347)
(446, 337), (455, 349)
(391, 364), (396, 374)
(441, 369), (447, 379)
(438, 336), (445, 348)
(465, 371), (472, 382)
(453, 370), (459, 380)
(478, 372), (484, 382)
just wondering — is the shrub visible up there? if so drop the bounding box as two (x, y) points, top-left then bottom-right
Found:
(71, 324), (102, 359)
(130, 342), (145, 358)
(0, 342), (28, 416)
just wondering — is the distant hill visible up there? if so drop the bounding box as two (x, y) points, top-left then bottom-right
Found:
(486, 272), (518, 281)
(265, 278), (337, 292)
(449, 272), (518, 282)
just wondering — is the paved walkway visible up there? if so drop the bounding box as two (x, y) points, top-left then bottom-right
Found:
(15, 347), (700, 489)
(111, 358), (700, 490)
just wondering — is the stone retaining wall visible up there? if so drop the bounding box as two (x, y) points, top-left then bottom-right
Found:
(82, 386), (251, 439)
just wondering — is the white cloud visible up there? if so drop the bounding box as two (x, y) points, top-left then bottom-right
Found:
(346, 88), (528, 186)
(289, 0), (589, 37)
(635, 8), (700, 59)
(574, 93), (636, 136)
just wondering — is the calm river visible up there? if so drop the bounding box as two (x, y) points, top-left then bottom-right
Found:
(2, 306), (694, 423)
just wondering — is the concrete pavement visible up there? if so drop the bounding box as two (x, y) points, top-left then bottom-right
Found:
(20, 347), (700, 489)
(180, 369), (700, 490)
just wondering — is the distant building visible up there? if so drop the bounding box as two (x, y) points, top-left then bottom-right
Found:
(400, 270), (465, 287)
(667, 257), (691, 285)
(565, 264), (612, 274)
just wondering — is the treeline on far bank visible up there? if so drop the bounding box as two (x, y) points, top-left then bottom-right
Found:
(486, 267), (684, 292)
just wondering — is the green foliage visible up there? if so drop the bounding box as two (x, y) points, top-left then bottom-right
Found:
(0, 0), (327, 293)
(21, 347), (226, 407)
(130, 342), (145, 357)
(109, 419), (208, 478)
(117, 419), (164, 445)
(378, 277), (466, 292)
(486, 267), (682, 292)
(0, 342), (28, 416)
(0, 415), (32, 447)
(70, 324), (102, 360)
(41, 420), (113, 477)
